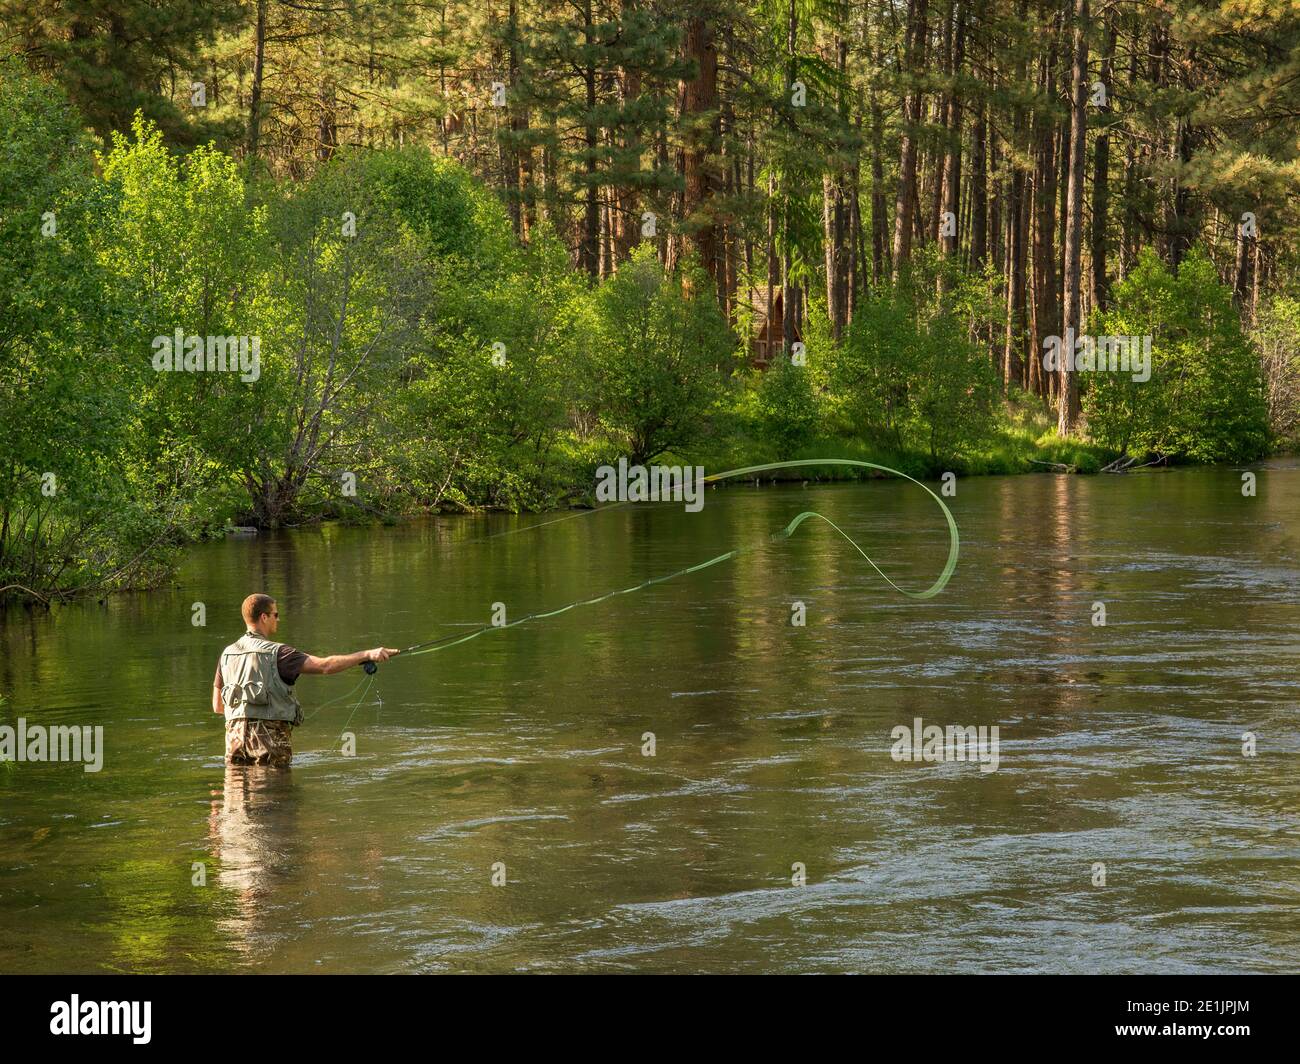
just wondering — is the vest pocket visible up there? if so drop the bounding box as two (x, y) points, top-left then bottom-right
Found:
(223, 679), (267, 710)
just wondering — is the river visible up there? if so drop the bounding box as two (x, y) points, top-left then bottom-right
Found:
(1, 460), (1297, 972)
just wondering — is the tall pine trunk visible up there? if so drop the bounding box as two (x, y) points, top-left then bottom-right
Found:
(580, 0), (599, 275)
(940, 3), (966, 259)
(892, 0), (929, 278)
(1059, 0), (1090, 437)
(681, 15), (719, 282)
(1090, 17), (1116, 310)
(245, 0), (267, 160)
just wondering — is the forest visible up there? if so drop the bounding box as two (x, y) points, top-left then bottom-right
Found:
(2, 0), (1298, 603)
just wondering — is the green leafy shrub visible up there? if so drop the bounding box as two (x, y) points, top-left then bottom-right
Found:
(401, 225), (586, 511)
(581, 245), (733, 463)
(828, 252), (999, 463)
(1085, 248), (1269, 462)
(1252, 295), (1300, 448)
(755, 355), (820, 457)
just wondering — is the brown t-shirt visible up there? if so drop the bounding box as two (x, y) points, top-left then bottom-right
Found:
(214, 644), (309, 688)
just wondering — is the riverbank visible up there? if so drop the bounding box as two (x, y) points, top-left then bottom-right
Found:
(511, 390), (1121, 515)
(0, 392), (1261, 610)
(678, 397), (1119, 484)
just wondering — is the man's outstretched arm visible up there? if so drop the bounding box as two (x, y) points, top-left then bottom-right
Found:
(301, 647), (399, 676)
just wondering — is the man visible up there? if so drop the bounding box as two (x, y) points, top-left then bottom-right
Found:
(213, 593), (398, 766)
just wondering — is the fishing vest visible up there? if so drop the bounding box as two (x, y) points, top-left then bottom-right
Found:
(219, 632), (303, 725)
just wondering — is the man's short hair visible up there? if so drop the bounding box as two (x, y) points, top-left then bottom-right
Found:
(241, 593), (277, 627)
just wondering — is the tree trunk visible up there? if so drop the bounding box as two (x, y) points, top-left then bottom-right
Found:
(848, 112), (864, 317)
(1120, 20), (1139, 277)
(870, 80), (888, 284)
(1233, 215), (1254, 310)
(891, 0), (929, 278)
(1030, 49), (1058, 400)
(681, 15), (719, 281)
(1005, 165), (1027, 390)
(245, 0), (267, 159)
(940, 3), (965, 259)
(989, 127), (1003, 290)
(824, 36), (849, 338)
(1059, 0), (1089, 437)
(1090, 17), (1116, 310)
(508, 0), (534, 241)
(1001, 1), (1029, 389)
(766, 171), (778, 363)
(970, 97), (987, 268)
(1169, 45), (1198, 267)
(781, 0), (798, 348)
(580, 0), (600, 276)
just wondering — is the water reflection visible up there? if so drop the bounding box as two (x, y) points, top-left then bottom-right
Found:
(209, 765), (302, 956)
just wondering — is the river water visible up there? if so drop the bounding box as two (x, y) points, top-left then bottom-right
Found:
(1, 461), (1297, 973)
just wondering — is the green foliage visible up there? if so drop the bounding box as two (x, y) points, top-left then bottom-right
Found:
(348, 148), (517, 273)
(0, 64), (182, 600)
(828, 253), (999, 463)
(1085, 248), (1270, 463)
(98, 118), (264, 335)
(582, 245), (734, 464)
(0, 0), (243, 141)
(243, 151), (436, 524)
(401, 224), (586, 511)
(0, 59), (106, 361)
(96, 114), (268, 493)
(502, 2), (691, 276)
(754, 355), (820, 457)
(1252, 295), (1300, 448)
(10, 0), (1298, 609)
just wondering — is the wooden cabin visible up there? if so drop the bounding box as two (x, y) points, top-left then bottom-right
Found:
(748, 285), (801, 368)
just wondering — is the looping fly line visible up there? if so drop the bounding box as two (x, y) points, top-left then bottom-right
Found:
(395, 459), (960, 661)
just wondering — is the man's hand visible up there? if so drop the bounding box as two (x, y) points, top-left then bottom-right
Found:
(304, 647), (401, 675)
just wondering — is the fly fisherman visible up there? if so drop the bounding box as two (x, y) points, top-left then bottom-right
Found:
(213, 594), (398, 766)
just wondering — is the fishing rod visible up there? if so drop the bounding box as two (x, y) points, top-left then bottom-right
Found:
(358, 626), (471, 673)
(350, 632), (453, 673)
(355, 459), (960, 676)
(401, 629), (491, 655)
(367, 620), (519, 667)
